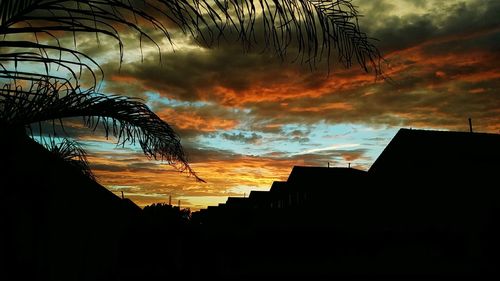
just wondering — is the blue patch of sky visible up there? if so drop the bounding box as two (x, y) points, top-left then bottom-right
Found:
(4, 53), (97, 81)
(144, 92), (210, 109)
(80, 139), (141, 155)
(196, 122), (400, 167)
(311, 123), (399, 165)
(143, 92), (251, 115)
(94, 80), (107, 93)
(31, 135), (68, 147)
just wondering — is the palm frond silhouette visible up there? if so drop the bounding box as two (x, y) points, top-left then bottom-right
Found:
(1, 78), (201, 180)
(43, 136), (95, 181)
(0, 0), (382, 180)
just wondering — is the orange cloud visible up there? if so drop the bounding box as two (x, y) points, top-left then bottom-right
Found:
(87, 143), (368, 210)
(205, 69), (376, 107)
(454, 70), (500, 83)
(90, 153), (295, 210)
(157, 107), (238, 133)
(289, 102), (353, 113)
(469, 88), (486, 94)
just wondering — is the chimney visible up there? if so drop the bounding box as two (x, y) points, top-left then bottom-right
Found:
(178, 199), (181, 209)
(348, 163), (351, 169)
(169, 195), (172, 206)
(469, 118), (473, 133)
(121, 191), (124, 199)
(328, 162), (330, 168)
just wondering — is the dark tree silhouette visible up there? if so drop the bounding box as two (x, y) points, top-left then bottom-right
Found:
(0, 0), (382, 179)
(143, 203), (191, 225)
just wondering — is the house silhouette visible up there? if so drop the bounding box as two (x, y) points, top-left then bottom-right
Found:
(0, 126), (141, 281)
(369, 128), (499, 177)
(190, 128), (500, 279)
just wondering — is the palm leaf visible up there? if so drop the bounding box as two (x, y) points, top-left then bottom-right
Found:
(0, 78), (204, 181)
(1, 0), (383, 89)
(0, 0), (37, 26)
(43, 136), (95, 181)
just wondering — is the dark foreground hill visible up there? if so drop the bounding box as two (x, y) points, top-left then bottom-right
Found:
(0, 126), (142, 281)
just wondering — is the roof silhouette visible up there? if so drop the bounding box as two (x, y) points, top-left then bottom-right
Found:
(287, 166), (367, 189)
(195, 128), (500, 218)
(196, 165), (368, 214)
(1, 126), (141, 280)
(269, 181), (287, 193)
(288, 166), (365, 181)
(189, 128), (500, 278)
(369, 128), (500, 176)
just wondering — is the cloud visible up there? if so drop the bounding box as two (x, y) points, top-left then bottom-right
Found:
(284, 129), (311, 143)
(221, 132), (263, 144)
(29, 0), (500, 209)
(157, 106), (240, 138)
(83, 135), (370, 209)
(99, 13), (500, 136)
(297, 144), (361, 155)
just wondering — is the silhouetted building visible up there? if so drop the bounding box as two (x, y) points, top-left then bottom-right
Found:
(189, 128), (500, 279)
(286, 166), (368, 208)
(248, 191), (269, 209)
(196, 166), (367, 216)
(0, 126), (141, 281)
(369, 128), (500, 178)
(226, 197), (251, 209)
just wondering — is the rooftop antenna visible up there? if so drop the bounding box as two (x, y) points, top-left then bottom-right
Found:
(121, 191), (124, 199)
(468, 118), (473, 133)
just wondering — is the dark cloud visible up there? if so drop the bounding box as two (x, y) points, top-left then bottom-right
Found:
(183, 145), (241, 163)
(101, 46), (318, 103)
(360, 0), (500, 53)
(97, 0), (500, 136)
(286, 129), (311, 143)
(221, 132), (263, 144)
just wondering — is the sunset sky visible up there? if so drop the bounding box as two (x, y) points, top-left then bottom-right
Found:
(61, 0), (499, 209)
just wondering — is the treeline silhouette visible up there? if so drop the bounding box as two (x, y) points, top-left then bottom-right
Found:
(1, 128), (500, 280)
(143, 203), (191, 226)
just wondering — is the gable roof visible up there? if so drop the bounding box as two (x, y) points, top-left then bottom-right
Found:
(369, 128), (500, 176)
(226, 197), (250, 208)
(249, 190), (268, 200)
(270, 181), (287, 193)
(287, 166), (367, 189)
(0, 128), (138, 208)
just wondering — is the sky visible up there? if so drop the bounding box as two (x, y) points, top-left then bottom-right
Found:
(43, 0), (500, 210)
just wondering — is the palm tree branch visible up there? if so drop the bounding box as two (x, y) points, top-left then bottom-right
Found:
(0, 52), (96, 84)
(0, 81), (204, 182)
(1, 1), (382, 79)
(42, 136), (96, 181)
(0, 40), (102, 85)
